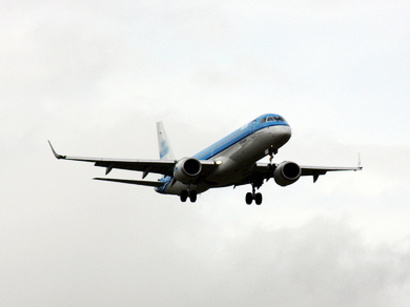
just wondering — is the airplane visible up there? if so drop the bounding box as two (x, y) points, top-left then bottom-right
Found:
(48, 113), (362, 205)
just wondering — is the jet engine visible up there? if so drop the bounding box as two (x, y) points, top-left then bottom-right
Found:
(274, 161), (301, 186)
(173, 158), (202, 184)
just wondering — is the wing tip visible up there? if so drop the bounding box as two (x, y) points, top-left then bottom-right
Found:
(48, 140), (66, 159)
(357, 153), (363, 170)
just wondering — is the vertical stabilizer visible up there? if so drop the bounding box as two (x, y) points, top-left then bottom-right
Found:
(156, 122), (175, 160)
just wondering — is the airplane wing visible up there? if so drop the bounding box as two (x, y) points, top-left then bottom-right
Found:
(49, 140), (176, 176)
(93, 177), (165, 187)
(298, 165), (362, 182)
(48, 141), (217, 178)
(299, 165), (362, 183)
(254, 162), (362, 183)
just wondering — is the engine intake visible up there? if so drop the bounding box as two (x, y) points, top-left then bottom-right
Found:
(173, 158), (202, 184)
(274, 161), (301, 186)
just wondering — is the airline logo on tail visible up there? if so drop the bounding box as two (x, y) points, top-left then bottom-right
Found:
(156, 121), (175, 161)
(159, 140), (170, 159)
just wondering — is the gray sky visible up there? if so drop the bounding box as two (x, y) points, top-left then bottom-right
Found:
(1, 1), (410, 306)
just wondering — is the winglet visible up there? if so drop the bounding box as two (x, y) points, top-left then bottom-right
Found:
(48, 141), (66, 159)
(357, 153), (363, 171)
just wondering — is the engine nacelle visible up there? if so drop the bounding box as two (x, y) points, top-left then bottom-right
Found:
(274, 161), (301, 186)
(173, 157), (202, 184)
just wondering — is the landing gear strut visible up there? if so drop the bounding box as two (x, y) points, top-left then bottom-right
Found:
(268, 146), (278, 163)
(245, 184), (263, 205)
(180, 189), (197, 203)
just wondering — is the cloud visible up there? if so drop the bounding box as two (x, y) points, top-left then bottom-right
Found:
(205, 218), (410, 307)
(1, 1), (409, 306)
(3, 208), (409, 306)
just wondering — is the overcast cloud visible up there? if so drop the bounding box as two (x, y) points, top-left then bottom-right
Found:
(1, 1), (410, 306)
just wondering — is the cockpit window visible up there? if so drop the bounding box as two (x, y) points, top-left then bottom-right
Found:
(261, 116), (286, 123)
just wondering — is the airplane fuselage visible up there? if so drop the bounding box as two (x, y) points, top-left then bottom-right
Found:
(156, 114), (291, 195)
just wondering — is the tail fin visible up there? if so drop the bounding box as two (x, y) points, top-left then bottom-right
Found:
(156, 121), (175, 160)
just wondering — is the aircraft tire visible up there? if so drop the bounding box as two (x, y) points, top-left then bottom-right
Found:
(245, 192), (253, 205)
(180, 190), (188, 202)
(255, 193), (262, 205)
(189, 190), (197, 203)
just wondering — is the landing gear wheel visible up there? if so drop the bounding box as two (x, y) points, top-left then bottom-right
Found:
(180, 190), (188, 202)
(245, 183), (263, 205)
(255, 193), (263, 205)
(189, 190), (197, 203)
(245, 192), (253, 205)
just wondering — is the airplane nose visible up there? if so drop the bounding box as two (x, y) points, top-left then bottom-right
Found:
(269, 125), (291, 145)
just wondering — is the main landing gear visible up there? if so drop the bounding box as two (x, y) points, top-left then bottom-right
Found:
(245, 146), (277, 205)
(245, 185), (263, 205)
(180, 190), (197, 203)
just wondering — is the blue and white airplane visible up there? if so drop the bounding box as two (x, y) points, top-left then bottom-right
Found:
(49, 114), (362, 205)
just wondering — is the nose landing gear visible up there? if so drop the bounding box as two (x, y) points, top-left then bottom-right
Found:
(268, 145), (278, 163)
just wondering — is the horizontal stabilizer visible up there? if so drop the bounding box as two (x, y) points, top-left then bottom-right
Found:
(93, 177), (164, 187)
